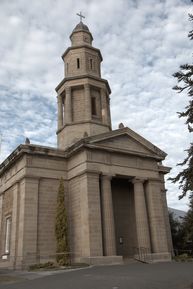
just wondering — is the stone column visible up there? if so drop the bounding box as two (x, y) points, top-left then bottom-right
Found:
(159, 172), (173, 255)
(86, 173), (103, 256)
(84, 84), (91, 120)
(57, 94), (63, 129)
(101, 174), (116, 256)
(133, 178), (151, 251)
(146, 179), (168, 253)
(101, 88), (108, 125)
(21, 178), (39, 267)
(10, 182), (20, 267)
(17, 179), (25, 267)
(107, 96), (112, 129)
(65, 87), (72, 124)
(161, 189), (173, 255)
(0, 194), (3, 237)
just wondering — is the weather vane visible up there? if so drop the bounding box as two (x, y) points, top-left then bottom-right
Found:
(76, 11), (85, 22)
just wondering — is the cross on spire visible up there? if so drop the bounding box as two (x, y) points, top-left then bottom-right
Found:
(76, 11), (85, 22)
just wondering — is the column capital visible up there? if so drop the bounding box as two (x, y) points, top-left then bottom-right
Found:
(147, 178), (161, 184)
(57, 94), (62, 101)
(84, 83), (90, 90)
(100, 87), (106, 94)
(102, 173), (114, 181)
(58, 94), (65, 105)
(132, 177), (147, 184)
(65, 86), (71, 94)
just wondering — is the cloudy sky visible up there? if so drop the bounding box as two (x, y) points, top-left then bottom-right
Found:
(0, 0), (192, 211)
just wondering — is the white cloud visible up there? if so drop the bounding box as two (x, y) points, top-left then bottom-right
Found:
(0, 0), (192, 211)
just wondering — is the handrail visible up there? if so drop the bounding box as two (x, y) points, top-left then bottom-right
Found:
(133, 246), (152, 263)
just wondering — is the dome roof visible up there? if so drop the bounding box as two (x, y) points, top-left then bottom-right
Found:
(73, 21), (90, 32)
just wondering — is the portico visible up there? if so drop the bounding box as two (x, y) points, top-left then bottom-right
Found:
(97, 172), (170, 261)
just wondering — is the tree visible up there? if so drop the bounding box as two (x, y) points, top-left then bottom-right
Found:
(170, 14), (193, 200)
(181, 199), (193, 253)
(55, 177), (69, 266)
(169, 211), (184, 251)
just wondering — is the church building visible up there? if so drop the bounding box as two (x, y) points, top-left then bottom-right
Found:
(0, 20), (173, 268)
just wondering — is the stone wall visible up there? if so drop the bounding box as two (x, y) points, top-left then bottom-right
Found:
(38, 178), (60, 261)
(0, 141), (172, 267)
(0, 148), (67, 268)
(64, 47), (100, 78)
(87, 149), (160, 180)
(72, 87), (85, 122)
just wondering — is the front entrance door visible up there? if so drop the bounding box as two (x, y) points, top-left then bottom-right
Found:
(112, 178), (137, 257)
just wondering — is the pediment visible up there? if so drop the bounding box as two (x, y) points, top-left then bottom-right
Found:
(85, 128), (166, 160)
(94, 135), (154, 154)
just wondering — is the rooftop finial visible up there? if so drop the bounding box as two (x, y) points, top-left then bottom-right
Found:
(76, 11), (85, 22)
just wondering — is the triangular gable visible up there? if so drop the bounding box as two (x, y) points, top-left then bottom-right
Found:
(84, 127), (166, 159)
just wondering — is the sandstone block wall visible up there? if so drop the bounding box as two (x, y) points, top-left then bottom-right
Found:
(64, 47), (100, 78)
(0, 141), (172, 267)
(38, 178), (60, 260)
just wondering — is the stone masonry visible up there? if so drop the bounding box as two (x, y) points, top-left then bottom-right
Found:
(0, 21), (173, 268)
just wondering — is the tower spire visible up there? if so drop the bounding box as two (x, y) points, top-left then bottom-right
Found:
(56, 21), (112, 149)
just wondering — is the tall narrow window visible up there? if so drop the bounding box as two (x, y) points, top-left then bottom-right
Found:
(77, 58), (80, 69)
(66, 63), (69, 73)
(90, 59), (93, 70)
(5, 217), (11, 254)
(91, 97), (97, 116)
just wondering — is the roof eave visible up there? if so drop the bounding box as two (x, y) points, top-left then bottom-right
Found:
(55, 75), (111, 94)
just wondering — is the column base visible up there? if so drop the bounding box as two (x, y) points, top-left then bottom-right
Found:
(134, 252), (172, 263)
(80, 256), (123, 265)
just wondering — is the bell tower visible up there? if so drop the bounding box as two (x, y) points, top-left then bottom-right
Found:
(56, 19), (112, 149)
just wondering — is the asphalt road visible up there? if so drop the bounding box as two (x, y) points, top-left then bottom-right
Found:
(0, 262), (193, 289)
